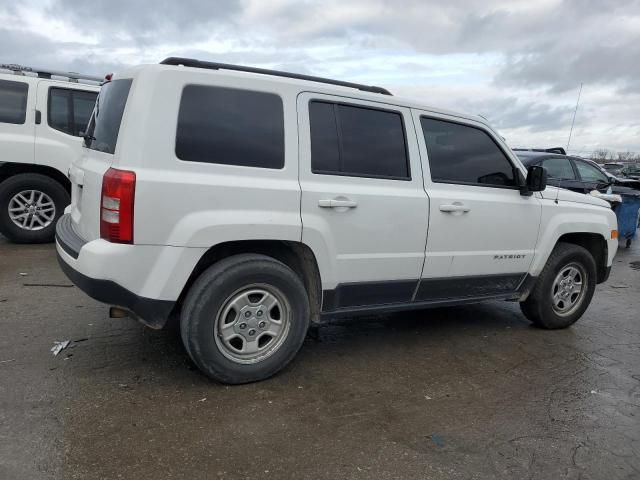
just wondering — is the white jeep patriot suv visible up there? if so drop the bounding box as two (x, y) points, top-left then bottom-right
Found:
(0, 64), (100, 243)
(56, 58), (618, 384)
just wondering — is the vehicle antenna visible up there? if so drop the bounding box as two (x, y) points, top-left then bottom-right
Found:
(566, 83), (583, 153)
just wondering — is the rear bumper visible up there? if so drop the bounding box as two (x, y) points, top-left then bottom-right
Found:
(56, 252), (174, 328)
(55, 214), (206, 328)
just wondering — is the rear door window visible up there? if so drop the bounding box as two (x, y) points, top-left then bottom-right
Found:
(176, 85), (285, 169)
(420, 117), (516, 187)
(85, 79), (132, 154)
(0, 79), (29, 124)
(309, 101), (410, 179)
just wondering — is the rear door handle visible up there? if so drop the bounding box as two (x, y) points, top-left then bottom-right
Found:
(439, 202), (470, 213)
(318, 198), (358, 208)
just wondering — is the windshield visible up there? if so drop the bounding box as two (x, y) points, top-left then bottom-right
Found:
(85, 79), (132, 154)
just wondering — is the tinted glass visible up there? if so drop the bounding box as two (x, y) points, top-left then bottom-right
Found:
(85, 79), (132, 154)
(176, 85), (284, 169)
(542, 158), (576, 179)
(72, 91), (98, 136)
(48, 88), (71, 133)
(309, 101), (340, 174)
(575, 160), (608, 183)
(421, 117), (516, 187)
(0, 79), (28, 124)
(309, 101), (409, 179)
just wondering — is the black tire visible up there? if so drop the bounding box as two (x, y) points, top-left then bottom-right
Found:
(520, 242), (597, 329)
(180, 254), (310, 384)
(0, 174), (70, 243)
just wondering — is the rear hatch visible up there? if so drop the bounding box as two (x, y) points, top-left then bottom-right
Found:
(69, 78), (133, 241)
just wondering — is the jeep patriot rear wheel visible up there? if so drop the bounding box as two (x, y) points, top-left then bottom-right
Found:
(180, 254), (310, 384)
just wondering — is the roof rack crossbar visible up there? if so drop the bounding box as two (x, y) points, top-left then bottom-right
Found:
(0, 63), (102, 83)
(160, 57), (392, 96)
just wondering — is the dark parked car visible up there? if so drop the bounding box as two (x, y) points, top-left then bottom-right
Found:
(621, 164), (640, 180)
(515, 152), (640, 193)
(603, 162), (625, 176)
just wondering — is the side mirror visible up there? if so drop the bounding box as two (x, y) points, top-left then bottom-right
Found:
(523, 165), (547, 194)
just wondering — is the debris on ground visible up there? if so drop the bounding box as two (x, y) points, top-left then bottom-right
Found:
(19, 272), (28, 276)
(610, 284), (630, 289)
(0, 359), (16, 364)
(23, 283), (74, 288)
(430, 434), (445, 447)
(51, 340), (70, 356)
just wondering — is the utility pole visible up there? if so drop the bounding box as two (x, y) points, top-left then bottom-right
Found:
(566, 83), (583, 153)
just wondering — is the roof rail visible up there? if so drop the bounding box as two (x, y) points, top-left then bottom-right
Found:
(512, 147), (567, 155)
(160, 57), (392, 96)
(0, 63), (103, 84)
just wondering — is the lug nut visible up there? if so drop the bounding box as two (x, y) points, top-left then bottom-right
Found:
(258, 321), (266, 329)
(239, 323), (247, 329)
(256, 310), (263, 317)
(245, 311), (251, 318)
(248, 329), (256, 336)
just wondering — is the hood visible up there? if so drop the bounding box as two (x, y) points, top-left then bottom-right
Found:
(540, 186), (611, 208)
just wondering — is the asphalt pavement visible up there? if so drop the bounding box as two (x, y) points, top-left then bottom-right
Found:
(1, 235), (639, 479)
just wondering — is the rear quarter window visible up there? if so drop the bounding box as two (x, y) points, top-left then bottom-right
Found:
(47, 88), (98, 136)
(0, 79), (29, 124)
(175, 85), (285, 169)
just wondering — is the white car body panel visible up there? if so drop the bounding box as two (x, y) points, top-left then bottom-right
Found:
(412, 109), (541, 279)
(297, 92), (429, 290)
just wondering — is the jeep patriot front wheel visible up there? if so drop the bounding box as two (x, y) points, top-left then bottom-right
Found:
(180, 254), (310, 384)
(520, 243), (596, 329)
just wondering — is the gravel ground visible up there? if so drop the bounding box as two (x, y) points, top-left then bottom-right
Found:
(0, 235), (639, 480)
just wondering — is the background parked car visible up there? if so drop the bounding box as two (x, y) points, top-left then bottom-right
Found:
(516, 151), (613, 194)
(621, 164), (640, 180)
(0, 64), (100, 243)
(603, 162), (625, 176)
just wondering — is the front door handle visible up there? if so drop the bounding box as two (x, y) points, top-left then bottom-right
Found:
(318, 198), (358, 209)
(439, 202), (470, 213)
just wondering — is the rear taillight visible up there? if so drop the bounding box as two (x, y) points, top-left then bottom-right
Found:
(100, 168), (136, 243)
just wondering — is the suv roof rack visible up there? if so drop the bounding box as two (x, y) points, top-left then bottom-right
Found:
(160, 57), (392, 96)
(0, 63), (103, 84)
(513, 147), (567, 155)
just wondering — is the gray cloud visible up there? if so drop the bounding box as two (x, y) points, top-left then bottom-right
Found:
(456, 96), (577, 132)
(48, 0), (241, 43)
(0, 28), (125, 76)
(497, 40), (640, 94)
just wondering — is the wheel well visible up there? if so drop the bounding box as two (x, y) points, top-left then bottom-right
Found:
(175, 240), (323, 324)
(0, 163), (70, 193)
(557, 233), (608, 283)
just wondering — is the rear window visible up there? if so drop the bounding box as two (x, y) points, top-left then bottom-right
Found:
(176, 85), (285, 169)
(0, 79), (28, 125)
(85, 79), (132, 154)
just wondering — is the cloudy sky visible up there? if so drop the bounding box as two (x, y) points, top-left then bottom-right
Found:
(1, 0), (638, 154)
